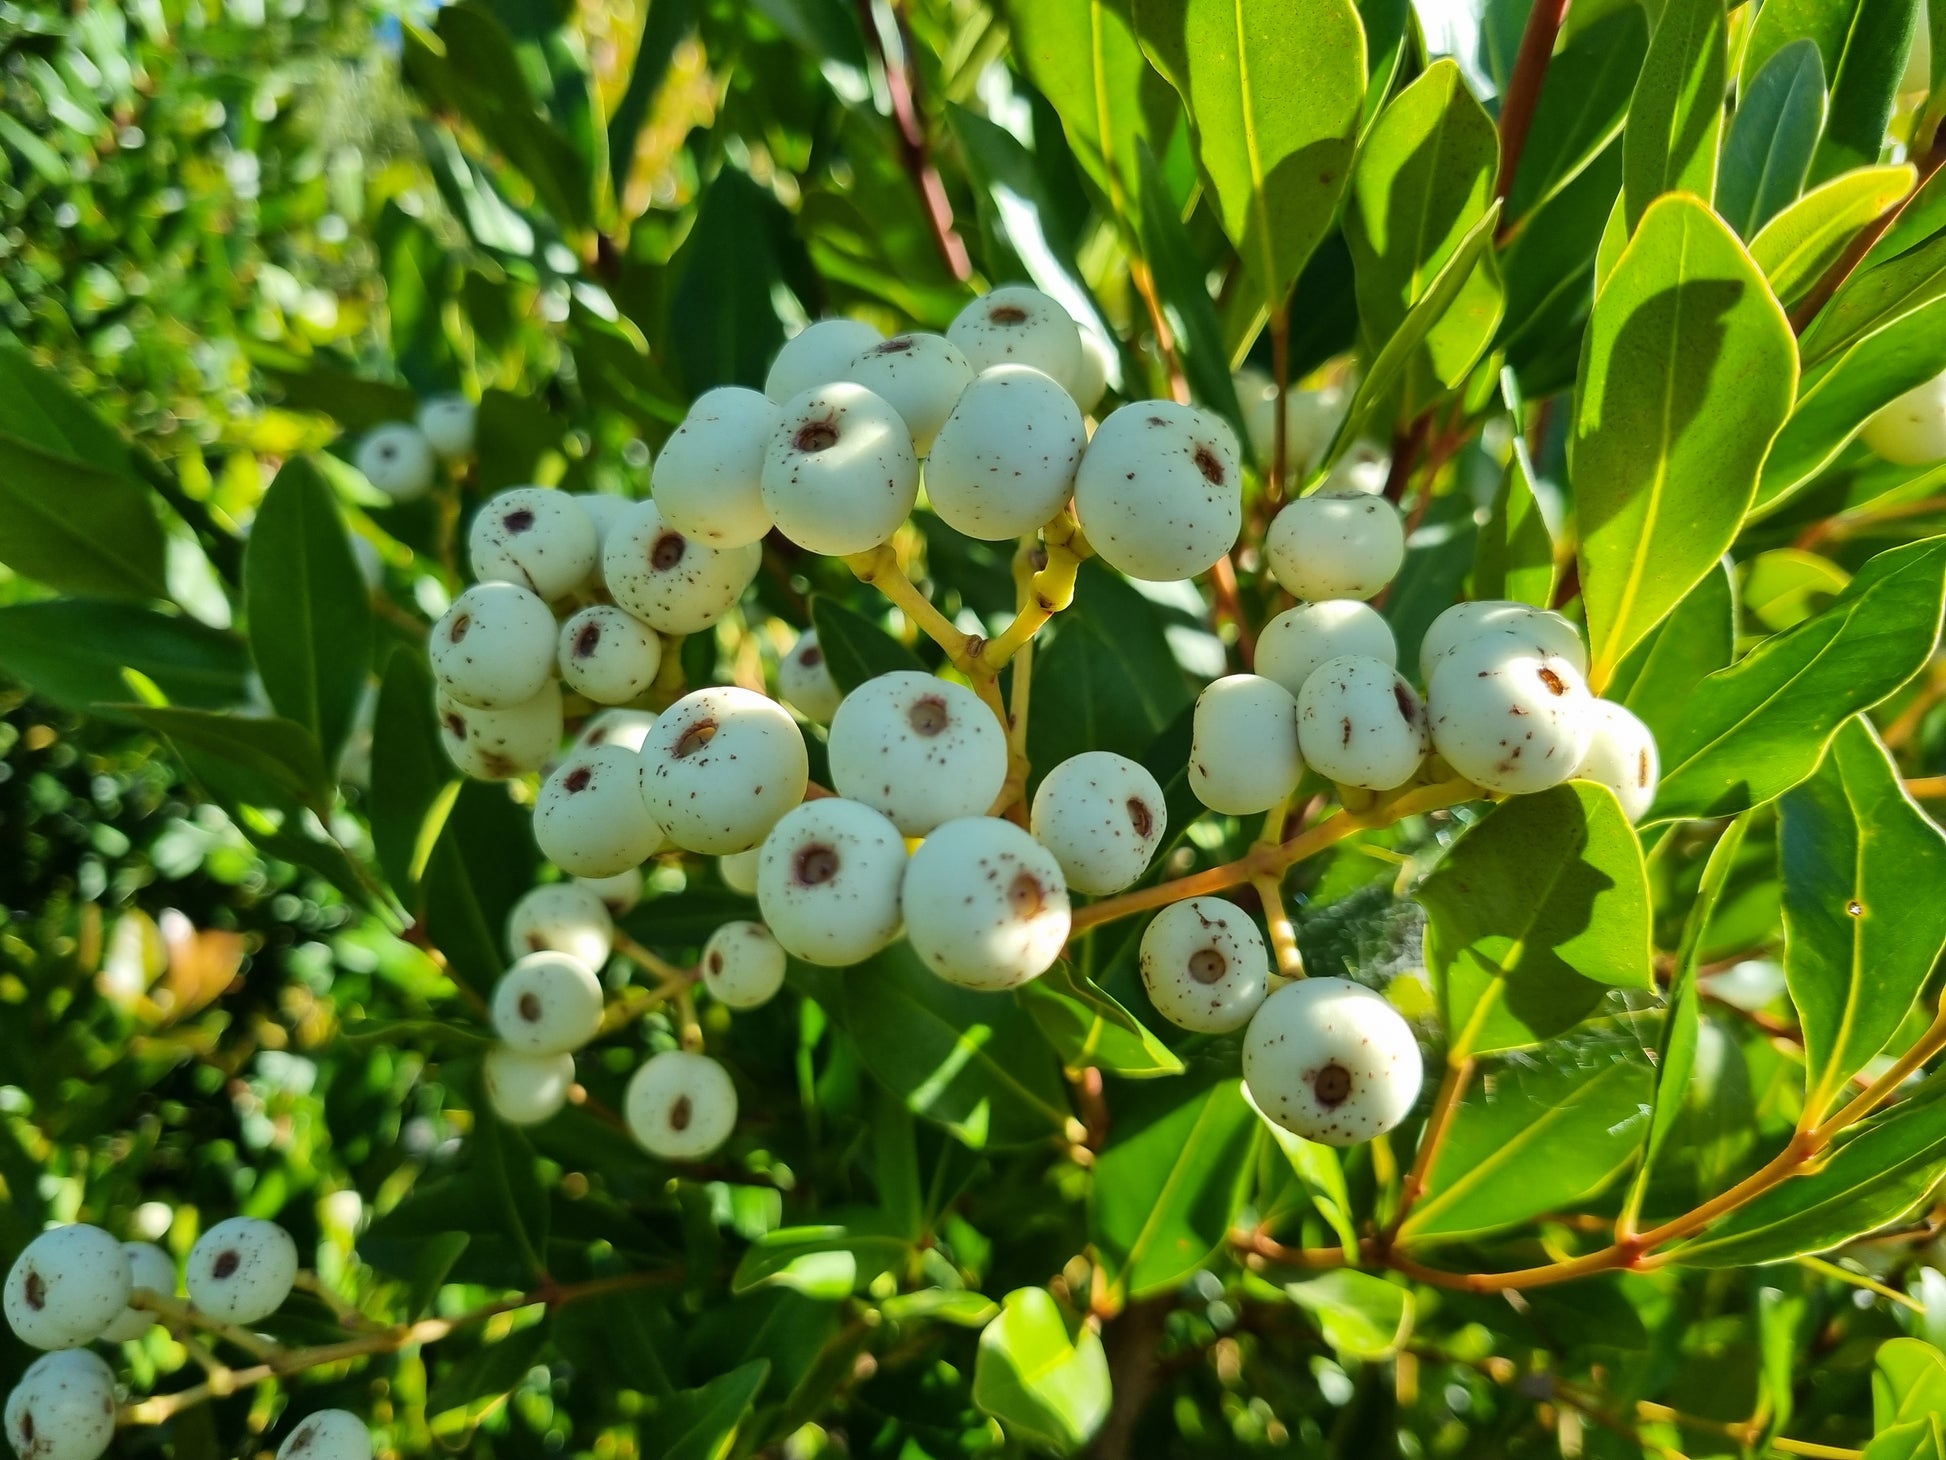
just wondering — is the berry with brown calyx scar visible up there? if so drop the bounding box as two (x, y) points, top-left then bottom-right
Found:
(1242, 977), (1423, 1146)
(1140, 897), (1270, 1033)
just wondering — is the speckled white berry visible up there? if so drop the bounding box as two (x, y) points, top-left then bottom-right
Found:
(1073, 401), (1242, 581)
(576, 867), (643, 915)
(827, 672), (1007, 835)
(1862, 370), (1946, 465)
(757, 798), (907, 965)
(186, 1217), (298, 1325)
(275, 1409), (373, 1460)
(483, 1047), (576, 1127)
(430, 583), (556, 711)
(1243, 977), (1423, 1146)
(506, 882), (613, 969)
(467, 487), (599, 602)
(1321, 441), (1390, 496)
(1189, 675), (1303, 816)
(766, 318), (885, 403)
(557, 606), (663, 705)
(653, 386), (782, 548)
(491, 950), (604, 1055)
(718, 847), (761, 897)
(5, 1226), (132, 1350)
(1255, 600), (1398, 701)
(603, 500), (761, 636)
(1237, 372), (1346, 477)
(1140, 897), (1270, 1033)
(1265, 491), (1405, 600)
(1419, 601), (1587, 682)
(901, 817), (1070, 990)
(761, 384), (919, 556)
(842, 333), (974, 455)
(702, 921), (788, 1009)
(1572, 699), (1660, 822)
(355, 422), (435, 501)
(534, 745), (667, 877)
(437, 682), (562, 780)
(778, 630), (843, 724)
(1028, 751), (1167, 895)
(625, 1050), (738, 1161)
(5, 1349), (117, 1460)
(96, 1242), (175, 1344)
(576, 708), (658, 754)
(1426, 636), (1595, 794)
(924, 365), (1086, 540)
(947, 286), (1083, 393)
(1297, 655), (1428, 792)
(640, 687), (809, 854)
(1071, 328), (1115, 415)
(417, 394), (477, 460)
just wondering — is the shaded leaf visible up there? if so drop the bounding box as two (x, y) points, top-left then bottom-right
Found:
(1018, 961), (1184, 1079)
(973, 1288), (1112, 1454)
(808, 596), (926, 693)
(0, 600), (248, 715)
(1622, 0), (1727, 228)
(1717, 40), (1827, 238)
(369, 646), (456, 903)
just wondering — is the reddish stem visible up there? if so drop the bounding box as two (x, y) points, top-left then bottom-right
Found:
(1494, 0), (1573, 232)
(856, 0), (970, 281)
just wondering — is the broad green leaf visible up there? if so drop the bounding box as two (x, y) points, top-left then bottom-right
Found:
(0, 599), (248, 715)
(369, 646), (456, 903)
(1504, 7), (1647, 222)
(1018, 961), (1184, 1079)
(808, 595), (926, 693)
(1500, 139), (1624, 398)
(668, 164), (799, 393)
(1092, 1076), (1257, 1299)
(421, 779), (539, 994)
(1717, 40), (1827, 239)
(1027, 563), (1192, 770)
(1569, 193), (1798, 689)
(732, 1224), (912, 1300)
(1133, 0), (1366, 317)
(1812, 0), (1924, 182)
(473, 1103), (550, 1278)
(648, 1360), (771, 1460)
(1607, 561), (1735, 751)
(1868, 1418), (1946, 1460)
(121, 706), (331, 810)
(427, 1320), (549, 1417)
(1420, 783), (1654, 1056)
(1135, 141), (1245, 439)
(1800, 230), (1946, 369)
(1674, 1088), (1946, 1266)
(1652, 536), (1946, 821)
(1472, 372), (1559, 606)
(1594, 189), (1629, 295)
(1751, 164), (1916, 306)
(1742, 547), (1850, 630)
(880, 1289), (1001, 1326)
(1284, 1271), (1412, 1359)
(1249, 1081), (1361, 1251)
(243, 458), (373, 770)
(403, 1231), (470, 1323)
(1781, 718), (1946, 1121)
(1356, 0), (1411, 135)
(973, 1288), (1112, 1454)
(1876, 1338), (1946, 1430)
(1621, 0), (1727, 228)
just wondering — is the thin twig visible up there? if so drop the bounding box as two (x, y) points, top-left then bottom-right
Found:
(1493, 0), (1573, 232)
(855, 0), (970, 281)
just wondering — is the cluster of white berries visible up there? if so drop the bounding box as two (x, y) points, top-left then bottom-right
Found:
(352, 393), (478, 501)
(4, 1222), (371, 1460)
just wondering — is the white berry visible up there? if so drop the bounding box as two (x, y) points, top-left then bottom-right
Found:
(355, 422), (435, 501)
(5, 1226), (132, 1350)
(484, 1047), (576, 1127)
(5, 1349), (117, 1460)
(778, 630), (843, 723)
(467, 487), (599, 602)
(1862, 370), (1946, 465)
(1073, 400), (1242, 581)
(640, 687), (809, 854)
(901, 817), (1070, 990)
(430, 582), (556, 710)
(533, 745), (667, 876)
(718, 846), (761, 896)
(766, 318), (885, 403)
(557, 606), (663, 705)
(1265, 491), (1405, 600)
(276, 1409), (373, 1460)
(1427, 635), (1596, 794)
(1297, 655), (1429, 791)
(1244, 977), (1423, 1145)
(924, 365), (1086, 540)
(416, 394), (477, 459)
(947, 286), (1083, 393)
(97, 1243), (175, 1344)
(492, 950), (604, 1055)
(843, 333), (975, 455)
(576, 867), (643, 915)
(1572, 699), (1661, 822)
(1419, 601), (1587, 682)
(438, 682), (562, 780)
(506, 882), (613, 968)
(603, 499), (761, 636)
(576, 494), (635, 582)
(652, 386), (782, 548)
(761, 383), (919, 556)
(577, 708), (658, 754)
(625, 1050), (738, 1161)
(1256, 600), (1398, 700)
(1322, 441), (1391, 496)
(702, 921), (788, 1009)
(757, 798), (907, 965)
(1028, 752), (1167, 895)
(1189, 675), (1303, 816)
(827, 672), (1007, 836)
(1071, 328), (1115, 415)
(186, 1217), (298, 1325)
(1140, 897), (1270, 1033)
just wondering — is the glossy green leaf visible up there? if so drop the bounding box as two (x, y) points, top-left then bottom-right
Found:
(1742, 547), (1850, 631)
(1812, 0), (1924, 182)
(1284, 1271), (1412, 1359)
(473, 1104), (550, 1279)
(1092, 1076), (1257, 1299)
(1651, 535), (1946, 821)
(1505, 7), (1646, 222)
(1781, 718), (1946, 1121)
(880, 1289), (1002, 1326)
(1751, 164), (1915, 306)
(1135, 141), (1244, 438)
(1500, 138), (1624, 397)
(732, 1224), (912, 1300)
(1717, 40), (1827, 239)
(1867, 1418), (1946, 1460)
(0, 599), (248, 715)
(421, 779), (539, 994)
(1250, 1083), (1361, 1250)
(1473, 373), (1559, 606)
(121, 706), (331, 810)
(808, 596), (926, 693)
(1018, 961), (1184, 1079)
(649, 1360), (771, 1460)
(1027, 563), (1192, 770)
(1607, 561), (1734, 753)
(1420, 783), (1654, 1056)
(1569, 192), (1798, 690)
(427, 1320), (549, 1417)
(403, 1231), (470, 1323)
(1621, 0), (1727, 228)
(1875, 1338), (1946, 1430)
(973, 1287), (1112, 1454)
(369, 646), (455, 902)
(668, 164), (799, 394)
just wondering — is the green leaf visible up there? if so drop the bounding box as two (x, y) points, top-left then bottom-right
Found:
(1472, 370), (1559, 606)
(1091, 1076), (1257, 1299)
(731, 1224), (912, 1300)
(1811, 0), (1924, 183)
(0, 600), (248, 715)
(1420, 783), (1654, 1056)
(243, 458), (373, 770)
(1876, 1338), (1946, 1430)
(879, 1289), (1001, 1326)
(808, 596), (925, 694)
(973, 1287), (1112, 1455)
(427, 1320), (549, 1417)
(646, 1360), (771, 1460)
(369, 646), (456, 903)
(1250, 1084), (1361, 1251)
(1751, 164), (1916, 306)
(404, 1232), (471, 1322)
(1135, 140), (1245, 439)
(1607, 560), (1734, 748)
(1867, 1418), (1946, 1460)
(1284, 1271), (1412, 1360)
(1781, 718), (1946, 1121)
(1621, 0), (1727, 228)
(1500, 138), (1624, 397)
(1504, 7), (1647, 223)
(120, 706), (331, 810)
(1651, 536), (1946, 821)
(1717, 39), (1827, 239)
(668, 164), (798, 394)
(1134, 0), (1366, 317)
(1743, 547), (1851, 631)
(1026, 594), (1191, 773)
(422, 780), (540, 994)
(1569, 192), (1798, 689)
(474, 1103), (550, 1280)
(1018, 961), (1184, 1079)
